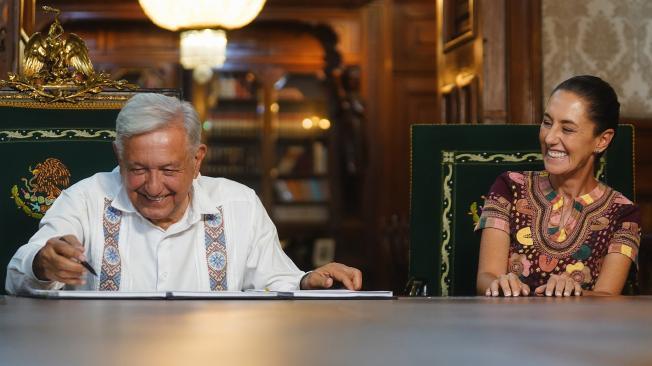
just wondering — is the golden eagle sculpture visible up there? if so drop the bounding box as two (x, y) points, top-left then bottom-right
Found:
(23, 6), (94, 82)
(0, 6), (136, 103)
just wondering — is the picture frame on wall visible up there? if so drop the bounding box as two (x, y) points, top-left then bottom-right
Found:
(442, 0), (475, 52)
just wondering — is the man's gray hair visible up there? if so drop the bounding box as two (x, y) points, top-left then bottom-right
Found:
(114, 93), (201, 157)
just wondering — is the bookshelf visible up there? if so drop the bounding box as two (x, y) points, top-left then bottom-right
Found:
(201, 72), (263, 192)
(200, 70), (336, 270)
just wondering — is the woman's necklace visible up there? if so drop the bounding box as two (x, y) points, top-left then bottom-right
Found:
(558, 195), (573, 229)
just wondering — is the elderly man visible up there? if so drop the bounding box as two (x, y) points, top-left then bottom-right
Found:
(6, 93), (362, 294)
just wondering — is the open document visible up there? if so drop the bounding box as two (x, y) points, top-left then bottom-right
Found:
(25, 288), (394, 300)
(26, 289), (168, 299)
(284, 290), (394, 299)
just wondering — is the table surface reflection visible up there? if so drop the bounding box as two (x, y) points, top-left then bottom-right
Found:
(1, 295), (651, 366)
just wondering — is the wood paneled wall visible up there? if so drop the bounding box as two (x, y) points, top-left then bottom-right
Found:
(361, 0), (437, 291)
(436, 0), (542, 125)
(0, 0), (21, 76)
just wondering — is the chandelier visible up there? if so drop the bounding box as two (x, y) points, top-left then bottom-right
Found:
(139, 0), (266, 83)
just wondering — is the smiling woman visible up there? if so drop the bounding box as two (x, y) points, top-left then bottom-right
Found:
(475, 75), (641, 298)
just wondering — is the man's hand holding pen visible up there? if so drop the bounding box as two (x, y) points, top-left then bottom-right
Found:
(33, 235), (96, 285)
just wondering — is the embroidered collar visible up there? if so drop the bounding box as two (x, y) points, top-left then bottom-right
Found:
(527, 171), (616, 257)
(537, 171), (606, 212)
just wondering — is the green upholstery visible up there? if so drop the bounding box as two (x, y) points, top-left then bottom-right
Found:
(409, 124), (635, 296)
(0, 90), (177, 293)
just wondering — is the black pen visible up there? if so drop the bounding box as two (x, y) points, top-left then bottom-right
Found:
(59, 236), (98, 276)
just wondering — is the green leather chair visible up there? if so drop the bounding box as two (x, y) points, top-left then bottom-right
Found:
(0, 89), (177, 293)
(408, 124), (636, 296)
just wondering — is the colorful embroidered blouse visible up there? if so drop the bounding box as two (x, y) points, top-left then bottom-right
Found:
(476, 171), (641, 290)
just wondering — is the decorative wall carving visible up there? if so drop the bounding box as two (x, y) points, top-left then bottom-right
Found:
(543, 0), (652, 117)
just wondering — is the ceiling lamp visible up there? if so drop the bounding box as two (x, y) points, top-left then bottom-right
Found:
(180, 29), (227, 83)
(139, 0), (266, 83)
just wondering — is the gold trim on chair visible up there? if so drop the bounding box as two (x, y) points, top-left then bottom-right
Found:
(439, 151), (543, 296)
(0, 129), (116, 141)
(0, 93), (134, 109)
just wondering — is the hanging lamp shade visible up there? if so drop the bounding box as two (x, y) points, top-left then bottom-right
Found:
(180, 29), (227, 83)
(138, 0), (267, 31)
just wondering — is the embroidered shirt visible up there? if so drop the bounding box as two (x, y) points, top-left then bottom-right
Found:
(476, 171), (641, 290)
(6, 169), (305, 294)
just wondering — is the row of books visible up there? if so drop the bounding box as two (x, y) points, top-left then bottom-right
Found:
(202, 165), (260, 177)
(274, 179), (330, 203)
(204, 113), (329, 139)
(272, 204), (330, 223)
(204, 114), (261, 138)
(203, 146), (261, 175)
(277, 142), (328, 175)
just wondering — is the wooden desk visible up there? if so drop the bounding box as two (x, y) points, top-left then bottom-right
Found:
(1, 296), (651, 365)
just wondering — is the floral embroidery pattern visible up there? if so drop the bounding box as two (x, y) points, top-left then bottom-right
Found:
(566, 262), (592, 284)
(100, 199), (122, 291)
(527, 172), (615, 258)
(538, 254), (559, 273)
(516, 227), (534, 246)
(509, 253), (532, 277)
(204, 206), (228, 291)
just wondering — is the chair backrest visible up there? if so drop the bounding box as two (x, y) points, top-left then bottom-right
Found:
(409, 124), (635, 296)
(0, 90), (177, 293)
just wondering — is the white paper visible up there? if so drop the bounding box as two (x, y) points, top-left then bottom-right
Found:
(24, 289), (393, 300)
(170, 291), (279, 298)
(288, 290), (394, 298)
(27, 289), (167, 299)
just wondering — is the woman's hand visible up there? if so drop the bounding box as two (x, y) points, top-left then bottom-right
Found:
(534, 273), (582, 297)
(485, 272), (530, 297)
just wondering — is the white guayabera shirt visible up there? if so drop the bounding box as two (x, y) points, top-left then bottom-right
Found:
(6, 169), (304, 294)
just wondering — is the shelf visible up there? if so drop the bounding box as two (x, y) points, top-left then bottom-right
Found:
(276, 135), (329, 143)
(272, 204), (329, 223)
(275, 201), (330, 205)
(277, 98), (325, 105)
(216, 98), (259, 105)
(276, 174), (328, 180)
(205, 135), (261, 143)
(216, 173), (262, 180)
(202, 168), (261, 177)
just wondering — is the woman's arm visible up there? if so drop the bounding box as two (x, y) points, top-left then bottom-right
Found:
(476, 228), (529, 296)
(533, 253), (632, 297)
(583, 253), (632, 296)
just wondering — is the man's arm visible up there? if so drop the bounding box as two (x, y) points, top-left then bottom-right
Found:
(5, 188), (88, 294)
